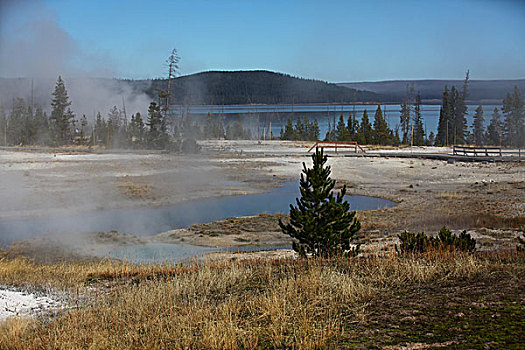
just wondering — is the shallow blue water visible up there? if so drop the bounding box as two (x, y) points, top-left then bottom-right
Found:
(97, 243), (293, 264)
(0, 181), (395, 246)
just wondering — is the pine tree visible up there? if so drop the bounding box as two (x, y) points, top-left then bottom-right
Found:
(295, 117), (305, 139)
(471, 105), (485, 145)
(147, 102), (164, 148)
(309, 119), (320, 141)
(486, 107), (503, 146)
(0, 104), (6, 146)
(502, 86), (525, 147)
(449, 86), (459, 144)
(279, 148), (361, 257)
(94, 112), (107, 146)
(7, 98), (24, 145)
(373, 105), (390, 145)
(335, 114), (348, 141)
(129, 112), (145, 146)
(399, 84), (412, 144)
(358, 110), (372, 145)
(78, 114), (88, 145)
(107, 105), (121, 130)
(346, 112), (359, 141)
(281, 118), (295, 140)
(50, 76), (74, 145)
(452, 70), (469, 145)
(436, 85), (450, 146)
(413, 91), (425, 146)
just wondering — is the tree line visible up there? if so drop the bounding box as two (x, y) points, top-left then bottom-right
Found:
(435, 71), (524, 147)
(280, 104), (426, 146)
(0, 76), (254, 150)
(461, 87), (524, 147)
(2, 75), (523, 149)
(281, 73), (523, 148)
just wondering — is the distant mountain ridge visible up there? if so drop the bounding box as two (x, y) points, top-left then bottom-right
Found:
(145, 70), (382, 105)
(337, 79), (525, 104)
(2, 73), (523, 114)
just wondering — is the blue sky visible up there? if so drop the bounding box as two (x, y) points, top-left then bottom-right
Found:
(1, 0), (524, 82)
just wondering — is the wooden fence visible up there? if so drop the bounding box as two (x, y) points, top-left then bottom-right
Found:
(453, 145), (522, 160)
(308, 141), (366, 153)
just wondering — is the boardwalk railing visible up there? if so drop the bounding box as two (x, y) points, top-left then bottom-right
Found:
(308, 141), (366, 153)
(453, 145), (522, 160)
(453, 145), (502, 157)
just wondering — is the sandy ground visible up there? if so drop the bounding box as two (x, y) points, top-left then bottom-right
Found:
(1, 141), (524, 259)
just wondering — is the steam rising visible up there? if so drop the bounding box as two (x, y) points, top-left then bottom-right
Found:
(0, 0), (151, 118)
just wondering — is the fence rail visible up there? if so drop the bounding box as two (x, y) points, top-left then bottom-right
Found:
(453, 145), (522, 159)
(308, 141), (366, 153)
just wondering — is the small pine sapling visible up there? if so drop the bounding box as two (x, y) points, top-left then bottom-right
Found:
(279, 148), (361, 257)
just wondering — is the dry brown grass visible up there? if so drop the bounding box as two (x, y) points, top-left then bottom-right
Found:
(435, 191), (468, 200)
(117, 177), (152, 199)
(0, 251), (522, 349)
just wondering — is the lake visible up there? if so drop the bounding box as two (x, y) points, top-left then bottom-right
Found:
(171, 104), (502, 140)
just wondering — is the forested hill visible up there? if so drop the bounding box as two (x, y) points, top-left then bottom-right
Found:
(145, 71), (382, 105)
(338, 79), (525, 104)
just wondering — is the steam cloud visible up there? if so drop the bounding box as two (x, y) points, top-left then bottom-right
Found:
(0, 0), (151, 119)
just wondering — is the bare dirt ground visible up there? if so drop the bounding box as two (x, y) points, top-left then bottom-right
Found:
(1, 140), (524, 260)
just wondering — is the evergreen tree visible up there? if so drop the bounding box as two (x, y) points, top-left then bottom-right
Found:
(50, 76), (74, 145)
(452, 73), (469, 145)
(399, 84), (412, 144)
(502, 86), (525, 147)
(106, 119), (116, 147)
(373, 105), (390, 145)
(449, 86), (459, 144)
(436, 85), (450, 146)
(8, 98), (28, 145)
(394, 128), (401, 145)
(346, 112), (359, 141)
(358, 110), (372, 145)
(94, 112), (107, 146)
(281, 118), (296, 140)
(335, 114), (348, 141)
(295, 117), (305, 139)
(486, 107), (503, 146)
(471, 105), (485, 145)
(0, 104), (6, 146)
(129, 112), (145, 146)
(147, 102), (164, 148)
(413, 91), (425, 146)
(279, 148), (361, 257)
(78, 114), (88, 145)
(309, 119), (320, 141)
(107, 105), (121, 130)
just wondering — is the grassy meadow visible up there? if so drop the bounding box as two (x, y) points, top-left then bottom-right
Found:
(0, 249), (523, 349)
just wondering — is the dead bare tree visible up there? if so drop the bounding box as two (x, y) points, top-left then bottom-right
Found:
(162, 48), (180, 127)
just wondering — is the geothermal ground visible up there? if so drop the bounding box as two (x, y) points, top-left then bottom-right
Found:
(0, 140), (524, 261)
(0, 141), (524, 339)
